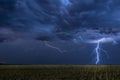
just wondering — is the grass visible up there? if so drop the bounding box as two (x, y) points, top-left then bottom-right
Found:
(0, 65), (120, 80)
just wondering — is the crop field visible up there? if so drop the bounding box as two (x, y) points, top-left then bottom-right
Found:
(0, 65), (120, 80)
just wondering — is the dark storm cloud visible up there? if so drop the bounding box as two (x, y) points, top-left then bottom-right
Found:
(1, 0), (120, 65)
(64, 0), (120, 29)
(0, 0), (16, 26)
(0, 0), (120, 41)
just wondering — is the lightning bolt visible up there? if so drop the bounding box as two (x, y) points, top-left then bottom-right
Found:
(44, 41), (65, 53)
(93, 38), (109, 64)
(93, 38), (115, 64)
(74, 30), (120, 64)
(95, 41), (100, 64)
(84, 37), (114, 64)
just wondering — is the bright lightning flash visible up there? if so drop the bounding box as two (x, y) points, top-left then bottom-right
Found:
(95, 41), (100, 64)
(74, 29), (120, 64)
(92, 37), (117, 64)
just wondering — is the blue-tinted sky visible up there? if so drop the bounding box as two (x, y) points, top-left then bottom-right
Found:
(0, 0), (120, 64)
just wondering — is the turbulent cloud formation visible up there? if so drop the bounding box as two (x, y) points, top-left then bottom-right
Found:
(1, 0), (120, 42)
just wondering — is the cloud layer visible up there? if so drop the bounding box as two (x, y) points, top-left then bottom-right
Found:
(0, 0), (120, 42)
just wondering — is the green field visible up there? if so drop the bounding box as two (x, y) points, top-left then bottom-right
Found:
(0, 65), (120, 80)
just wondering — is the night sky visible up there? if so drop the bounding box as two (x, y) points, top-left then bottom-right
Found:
(0, 0), (120, 64)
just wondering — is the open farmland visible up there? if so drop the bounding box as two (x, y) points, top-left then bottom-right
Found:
(0, 65), (120, 80)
